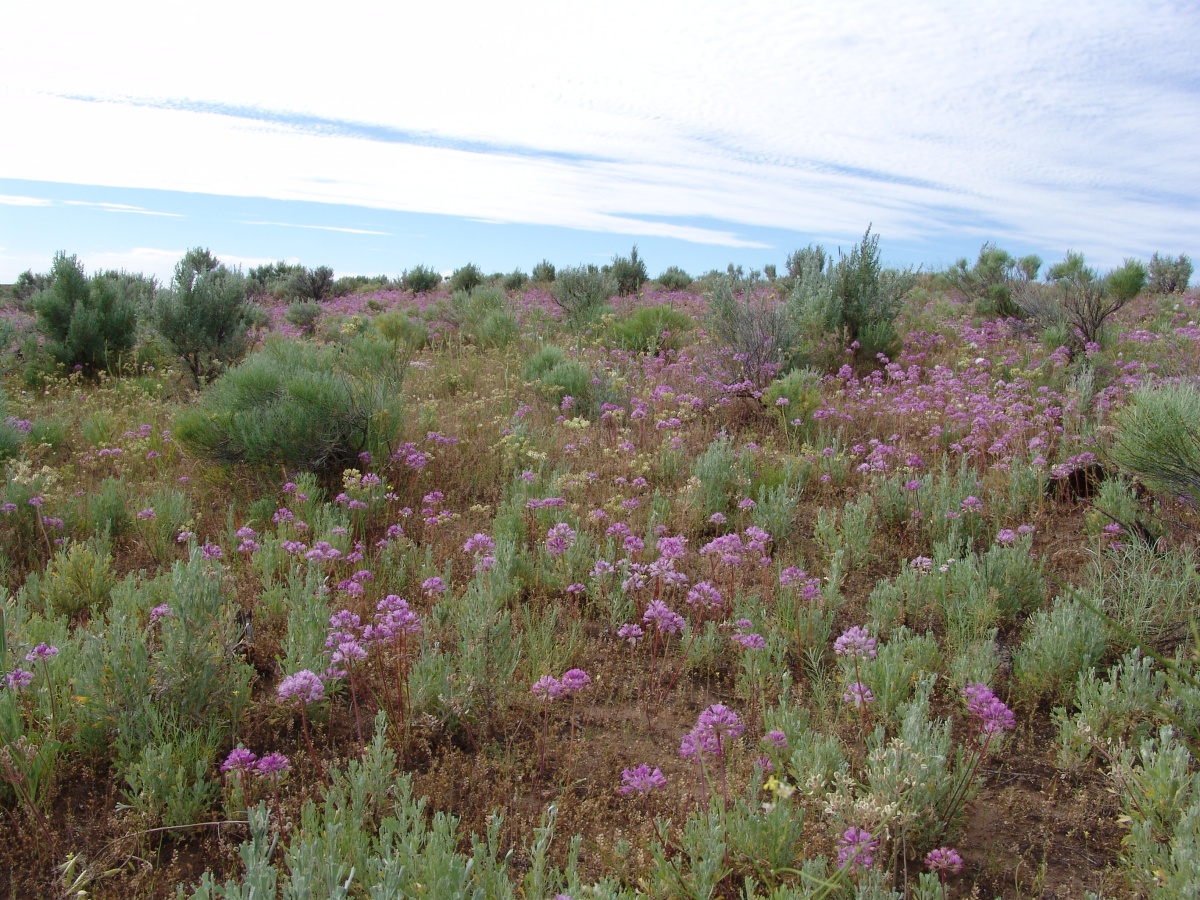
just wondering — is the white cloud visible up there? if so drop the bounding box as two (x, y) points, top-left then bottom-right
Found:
(0, 194), (53, 207)
(0, 2), (1196, 263)
(241, 221), (391, 236)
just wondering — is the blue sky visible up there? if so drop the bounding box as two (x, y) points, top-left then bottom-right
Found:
(1, 1), (1197, 283)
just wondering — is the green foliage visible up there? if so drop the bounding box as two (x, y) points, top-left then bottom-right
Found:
(86, 476), (131, 539)
(762, 368), (823, 440)
(41, 538), (115, 620)
(1106, 258), (1148, 303)
(608, 244), (648, 296)
(287, 265), (336, 301)
(449, 285), (519, 349)
(448, 263), (484, 294)
(156, 249), (254, 383)
(531, 259), (556, 282)
(175, 336), (407, 472)
(523, 344), (567, 382)
(1095, 542), (1199, 651)
(373, 310), (428, 352)
(13, 268), (53, 306)
(708, 273), (799, 386)
(538, 360), (594, 412)
(1055, 650), (1167, 770)
(1110, 726), (1200, 895)
(946, 242), (1041, 317)
(501, 269), (528, 291)
(1111, 380), (1200, 505)
(400, 264), (442, 294)
(285, 299), (322, 334)
(831, 226), (914, 362)
(656, 265), (693, 290)
(0, 390), (25, 462)
(552, 265), (611, 324)
(1013, 593), (1109, 705)
(1148, 252), (1193, 294)
(606, 304), (693, 354)
(32, 252), (138, 375)
(691, 435), (738, 519)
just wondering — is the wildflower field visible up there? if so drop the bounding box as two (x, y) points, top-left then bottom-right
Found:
(0, 243), (1198, 897)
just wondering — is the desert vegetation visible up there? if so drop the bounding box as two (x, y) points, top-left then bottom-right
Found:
(0, 235), (1197, 897)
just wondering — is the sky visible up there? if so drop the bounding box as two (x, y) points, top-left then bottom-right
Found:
(1, 1), (1197, 284)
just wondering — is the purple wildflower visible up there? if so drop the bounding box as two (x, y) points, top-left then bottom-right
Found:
(618, 764), (667, 795)
(278, 670), (325, 705)
(765, 729), (788, 750)
(833, 626), (877, 659)
(560, 668), (591, 694)
(254, 752), (290, 777)
(925, 846), (964, 875)
(220, 747), (258, 773)
(643, 599), (686, 635)
(531, 675), (564, 701)
(843, 681), (875, 707)
(617, 622), (644, 644)
(545, 522), (577, 557)
(5, 668), (34, 691)
(24, 643), (58, 663)
(837, 826), (878, 872)
(149, 604), (173, 623)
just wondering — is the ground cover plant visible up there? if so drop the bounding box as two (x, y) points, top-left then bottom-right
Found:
(0, 240), (1198, 897)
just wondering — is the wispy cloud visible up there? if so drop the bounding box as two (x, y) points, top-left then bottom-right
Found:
(63, 199), (182, 217)
(0, 194), (53, 207)
(241, 220), (391, 236)
(0, 2), (1196, 265)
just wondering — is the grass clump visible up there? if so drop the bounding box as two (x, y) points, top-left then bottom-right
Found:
(606, 305), (693, 354)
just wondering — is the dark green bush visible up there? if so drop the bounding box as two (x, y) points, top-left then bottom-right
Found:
(1107, 258), (1148, 303)
(539, 360), (593, 410)
(832, 227), (914, 361)
(947, 242), (1041, 317)
(400, 265), (442, 294)
(551, 265), (611, 323)
(156, 249), (254, 384)
(608, 245), (648, 296)
(175, 336), (407, 472)
(374, 310), (429, 352)
(246, 260), (304, 297)
(1148, 252), (1193, 294)
(287, 265), (336, 301)
(531, 259), (556, 283)
(32, 252), (138, 376)
(656, 266), (693, 290)
(502, 269), (529, 292)
(606, 305), (693, 353)
(13, 269), (53, 306)
(449, 263), (484, 294)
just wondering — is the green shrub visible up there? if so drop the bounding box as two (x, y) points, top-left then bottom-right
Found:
(502, 269), (528, 291)
(531, 259), (556, 282)
(400, 265), (442, 294)
(761, 367), (823, 438)
(656, 266), (692, 290)
(1110, 381), (1200, 505)
(42, 538), (116, 620)
(608, 245), (648, 296)
(156, 249), (254, 383)
(551, 265), (611, 323)
(175, 336), (406, 472)
(1013, 593), (1108, 705)
(831, 226), (914, 363)
(448, 263), (484, 294)
(1148, 252), (1193, 294)
(285, 299), (322, 334)
(606, 305), (693, 353)
(86, 476), (131, 539)
(0, 390), (25, 461)
(32, 252), (138, 376)
(287, 265), (336, 301)
(708, 272), (799, 386)
(1106, 258), (1148, 303)
(523, 345), (566, 382)
(946, 242), (1041, 317)
(374, 310), (429, 352)
(538, 360), (592, 409)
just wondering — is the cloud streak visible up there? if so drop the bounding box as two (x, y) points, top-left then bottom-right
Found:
(0, 1), (1195, 266)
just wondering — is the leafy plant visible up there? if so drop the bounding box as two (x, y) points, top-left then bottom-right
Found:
(606, 305), (693, 354)
(608, 245), (648, 296)
(448, 263), (484, 294)
(708, 272), (799, 386)
(551, 265), (611, 324)
(657, 266), (693, 290)
(287, 265), (336, 302)
(1148, 252), (1193, 294)
(175, 336), (407, 472)
(1110, 380), (1200, 506)
(946, 242), (1041, 317)
(156, 249), (254, 383)
(400, 264), (442, 294)
(31, 252), (138, 376)
(531, 259), (556, 282)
